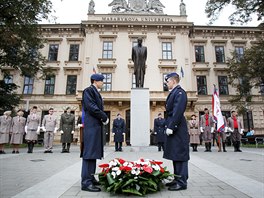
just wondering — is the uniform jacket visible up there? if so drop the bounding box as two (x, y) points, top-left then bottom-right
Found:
(112, 118), (126, 142)
(163, 85), (190, 161)
(59, 113), (75, 143)
(227, 116), (243, 132)
(42, 114), (57, 132)
(154, 117), (166, 143)
(200, 114), (214, 131)
(11, 116), (26, 134)
(82, 85), (108, 159)
(132, 45), (147, 75)
(0, 115), (12, 133)
(26, 114), (41, 131)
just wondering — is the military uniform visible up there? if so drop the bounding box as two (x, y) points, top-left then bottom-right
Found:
(59, 112), (75, 153)
(10, 116), (26, 145)
(216, 116), (228, 152)
(154, 116), (166, 151)
(112, 117), (126, 151)
(188, 118), (200, 152)
(163, 80), (189, 190)
(200, 113), (214, 152)
(42, 114), (58, 153)
(25, 113), (41, 153)
(227, 116), (243, 152)
(0, 115), (12, 154)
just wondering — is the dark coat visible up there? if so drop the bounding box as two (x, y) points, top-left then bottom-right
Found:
(82, 85), (108, 160)
(112, 118), (126, 142)
(132, 45), (147, 75)
(60, 113), (75, 143)
(154, 118), (166, 143)
(163, 85), (190, 161)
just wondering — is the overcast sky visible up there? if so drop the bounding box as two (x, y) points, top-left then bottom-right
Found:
(43, 0), (260, 26)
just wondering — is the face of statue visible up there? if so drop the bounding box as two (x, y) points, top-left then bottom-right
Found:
(138, 38), (142, 45)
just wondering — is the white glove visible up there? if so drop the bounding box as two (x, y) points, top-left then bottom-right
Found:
(227, 127), (234, 133)
(71, 131), (74, 134)
(36, 126), (40, 135)
(200, 127), (204, 133)
(224, 127), (228, 133)
(154, 132), (157, 135)
(166, 128), (173, 136)
(240, 129), (244, 134)
(60, 130), (64, 134)
(25, 126), (28, 134)
(122, 133), (125, 135)
(113, 133), (115, 136)
(103, 118), (109, 125)
(53, 127), (58, 134)
(211, 127), (215, 133)
(42, 126), (46, 132)
(77, 124), (83, 128)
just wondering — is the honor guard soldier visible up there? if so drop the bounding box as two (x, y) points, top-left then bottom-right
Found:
(0, 111), (12, 154)
(42, 108), (58, 153)
(188, 114), (200, 152)
(154, 113), (166, 151)
(112, 113), (126, 152)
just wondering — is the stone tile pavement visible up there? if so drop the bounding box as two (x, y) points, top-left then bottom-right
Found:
(0, 144), (263, 198)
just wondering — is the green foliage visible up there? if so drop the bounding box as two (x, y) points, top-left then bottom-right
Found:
(0, 0), (53, 76)
(227, 39), (264, 113)
(205, 0), (264, 25)
(0, 80), (20, 114)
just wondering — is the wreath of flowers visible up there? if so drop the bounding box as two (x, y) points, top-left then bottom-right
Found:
(98, 158), (174, 196)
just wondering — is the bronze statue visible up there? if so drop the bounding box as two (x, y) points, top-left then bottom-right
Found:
(131, 38), (147, 88)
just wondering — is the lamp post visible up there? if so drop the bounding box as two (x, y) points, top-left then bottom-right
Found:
(245, 102), (250, 134)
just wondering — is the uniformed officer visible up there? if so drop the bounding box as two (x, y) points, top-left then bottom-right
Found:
(154, 113), (166, 151)
(200, 108), (215, 152)
(10, 109), (26, 154)
(42, 108), (58, 153)
(0, 111), (12, 154)
(112, 113), (126, 152)
(59, 107), (75, 153)
(188, 114), (200, 152)
(25, 106), (41, 153)
(227, 110), (244, 152)
(216, 115), (228, 152)
(81, 73), (109, 192)
(163, 72), (189, 191)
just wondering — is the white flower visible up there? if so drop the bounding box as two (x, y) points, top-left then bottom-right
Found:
(116, 170), (121, 176)
(111, 171), (116, 179)
(152, 164), (160, 171)
(109, 160), (117, 168)
(112, 167), (120, 171)
(131, 167), (140, 175)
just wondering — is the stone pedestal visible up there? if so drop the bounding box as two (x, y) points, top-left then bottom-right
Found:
(130, 88), (150, 146)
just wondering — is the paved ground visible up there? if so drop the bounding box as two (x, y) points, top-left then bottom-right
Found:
(0, 144), (263, 198)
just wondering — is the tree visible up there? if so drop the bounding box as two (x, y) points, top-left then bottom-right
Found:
(0, 0), (54, 111)
(0, 79), (20, 114)
(205, 0), (264, 25)
(227, 39), (264, 113)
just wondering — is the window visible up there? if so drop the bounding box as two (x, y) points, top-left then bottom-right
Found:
(23, 76), (34, 94)
(195, 46), (205, 62)
(4, 75), (13, 84)
(260, 81), (264, 95)
(102, 41), (113, 59)
(132, 41), (138, 47)
(163, 73), (168, 91)
(196, 76), (207, 95)
(243, 111), (254, 131)
(235, 46), (244, 62)
(162, 42), (172, 59)
(69, 44), (79, 61)
(66, 75), (77, 95)
(215, 46), (225, 63)
(102, 73), (112, 91)
(48, 44), (59, 61)
(218, 76), (229, 95)
(44, 76), (55, 95)
(132, 74), (136, 88)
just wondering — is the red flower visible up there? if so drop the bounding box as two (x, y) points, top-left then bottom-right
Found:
(120, 166), (132, 171)
(154, 161), (163, 165)
(99, 163), (109, 168)
(143, 166), (153, 174)
(160, 167), (165, 173)
(118, 158), (126, 164)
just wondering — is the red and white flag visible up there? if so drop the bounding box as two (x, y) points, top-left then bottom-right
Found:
(212, 85), (225, 132)
(92, 66), (97, 74)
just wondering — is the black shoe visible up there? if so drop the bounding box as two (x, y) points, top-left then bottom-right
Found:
(49, 150), (53, 153)
(12, 150), (16, 154)
(81, 184), (101, 192)
(16, 151), (19, 154)
(165, 180), (177, 187)
(168, 184), (187, 191)
(44, 150), (48, 153)
(223, 150), (227, 152)
(237, 149), (242, 152)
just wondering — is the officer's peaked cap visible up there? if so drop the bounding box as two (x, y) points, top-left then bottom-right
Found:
(91, 73), (104, 81)
(165, 72), (179, 81)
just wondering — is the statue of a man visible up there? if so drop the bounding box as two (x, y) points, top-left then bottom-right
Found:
(180, 0), (186, 15)
(88, 0), (95, 14)
(132, 38), (147, 88)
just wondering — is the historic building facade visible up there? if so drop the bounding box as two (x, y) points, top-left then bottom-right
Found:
(1, 1), (264, 143)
